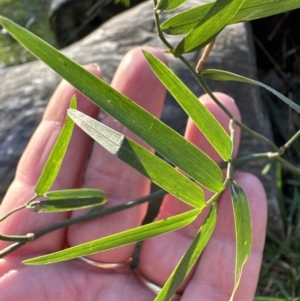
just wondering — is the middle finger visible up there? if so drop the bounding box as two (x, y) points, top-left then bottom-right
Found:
(138, 93), (241, 288)
(67, 47), (167, 263)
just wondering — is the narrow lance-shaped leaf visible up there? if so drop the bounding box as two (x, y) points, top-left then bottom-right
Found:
(155, 203), (217, 301)
(161, 0), (300, 35)
(44, 188), (105, 200)
(0, 16), (224, 193)
(230, 181), (252, 301)
(23, 208), (200, 265)
(34, 96), (76, 195)
(68, 109), (206, 208)
(202, 69), (300, 114)
(156, 0), (187, 13)
(173, 0), (246, 55)
(144, 51), (232, 161)
(26, 188), (107, 212)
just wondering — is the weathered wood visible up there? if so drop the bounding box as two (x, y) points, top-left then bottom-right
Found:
(0, 0), (283, 233)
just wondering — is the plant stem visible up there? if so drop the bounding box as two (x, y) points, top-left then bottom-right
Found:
(219, 152), (276, 169)
(0, 204), (26, 222)
(196, 39), (216, 72)
(0, 190), (166, 257)
(219, 152), (300, 176)
(276, 157), (300, 175)
(153, 0), (173, 50)
(152, 0), (300, 178)
(152, 4), (279, 152)
(236, 120), (279, 151)
(0, 233), (34, 242)
(179, 54), (279, 151)
(207, 190), (223, 205)
(279, 129), (300, 154)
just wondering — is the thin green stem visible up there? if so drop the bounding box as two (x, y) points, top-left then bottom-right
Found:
(206, 188), (225, 205)
(153, 0), (173, 50)
(219, 151), (300, 176)
(0, 190), (166, 257)
(219, 152), (277, 169)
(0, 204), (26, 222)
(198, 72), (279, 151)
(178, 54), (234, 118)
(178, 54), (279, 151)
(0, 242), (20, 257)
(0, 194), (40, 224)
(34, 189), (165, 239)
(236, 121), (279, 151)
(280, 129), (300, 154)
(0, 233), (34, 242)
(153, 9), (279, 152)
(277, 157), (300, 175)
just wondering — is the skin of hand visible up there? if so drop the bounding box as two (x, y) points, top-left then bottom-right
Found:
(0, 46), (267, 301)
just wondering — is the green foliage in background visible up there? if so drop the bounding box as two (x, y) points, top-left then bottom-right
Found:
(0, 0), (56, 67)
(114, 0), (131, 7)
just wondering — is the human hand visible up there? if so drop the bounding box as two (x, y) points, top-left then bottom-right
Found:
(0, 47), (267, 301)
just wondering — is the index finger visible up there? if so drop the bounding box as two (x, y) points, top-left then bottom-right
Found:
(0, 65), (101, 254)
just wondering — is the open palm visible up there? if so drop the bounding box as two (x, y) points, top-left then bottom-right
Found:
(0, 47), (267, 301)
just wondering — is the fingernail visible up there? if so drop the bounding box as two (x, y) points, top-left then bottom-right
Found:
(88, 63), (101, 72)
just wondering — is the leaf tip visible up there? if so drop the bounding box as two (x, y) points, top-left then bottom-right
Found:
(70, 95), (77, 109)
(22, 258), (39, 265)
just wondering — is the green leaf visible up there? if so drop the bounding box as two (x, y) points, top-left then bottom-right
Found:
(144, 51), (232, 161)
(202, 69), (300, 114)
(161, 0), (300, 35)
(26, 188), (107, 212)
(23, 208), (200, 265)
(68, 109), (205, 208)
(34, 96), (76, 195)
(155, 203), (217, 301)
(173, 0), (246, 55)
(44, 188), (105, 200)
(230, 182), (252, 301)
(114, 0), (130, 7)
(156, 0), (187, 12)
(0, 16), (224, 193)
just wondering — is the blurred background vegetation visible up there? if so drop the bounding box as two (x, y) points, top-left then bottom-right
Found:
(252, 10), (300, 300)
(0, 0), (141, 67)
(0, 0), (56, 67)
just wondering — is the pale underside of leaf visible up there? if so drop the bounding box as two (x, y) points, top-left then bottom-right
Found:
(45, 188), (105, 200)
(27, 188), (107, 212)
(27, 197), (106, 213)
(68, 109), (206, 208)
(23, 208), (200, 265)
(0, 16), (224, 193)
